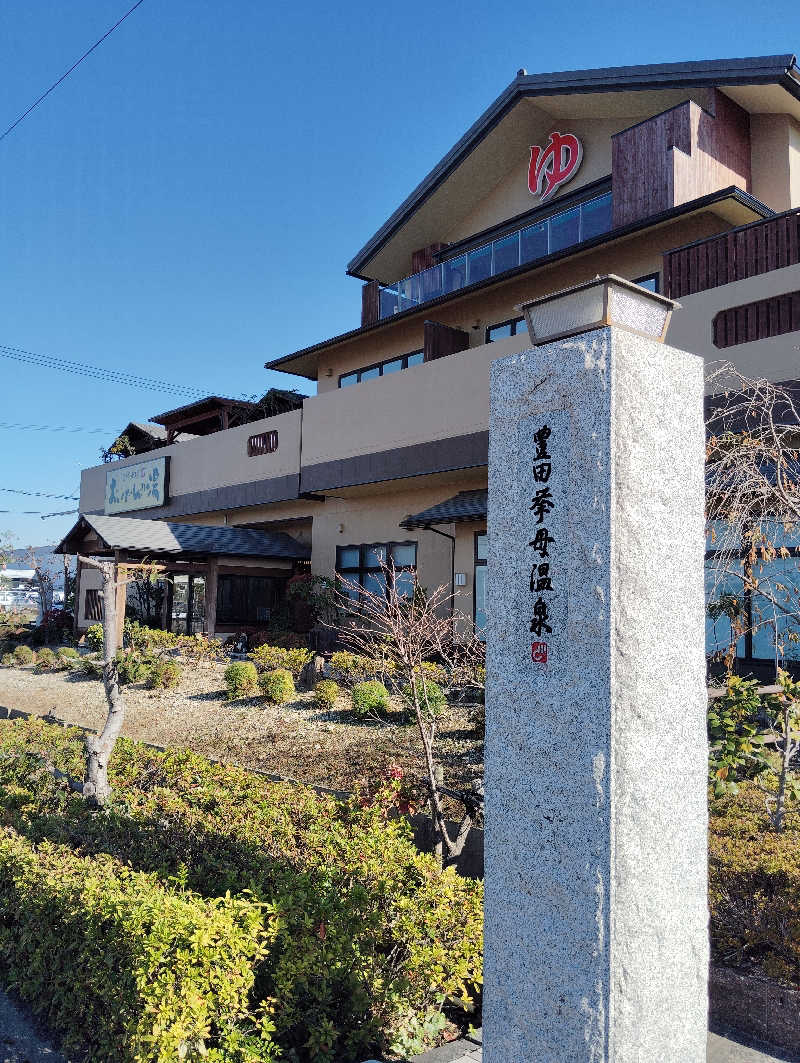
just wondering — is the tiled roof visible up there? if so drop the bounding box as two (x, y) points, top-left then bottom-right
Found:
(55, 514), (310, 560)
(400, 489), (487, 529)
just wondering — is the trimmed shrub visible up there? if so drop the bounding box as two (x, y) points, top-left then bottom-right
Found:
(330, 651), (393, 686)
(224, 661), (259, 700)
(146, 658), (182, 690)
(0, 719), (483, 1063)
(0, 831), (270, 1062)
(85, 623), (104, 651)
(79, 655), (104, 678)
(402, 678), (447, 717)
(124, 620), (179, 654)
(115, 649), (150, 686)
(249, 643), (312, 677)
(13, 645), (34, 666)
(313, 679), (340, 709)
(1, 652), (15, 667)
(351, 680), (391, 717)
(258, 667), (295, 705)
(34, 648), (57, 671)
(56, 647), (81, 670)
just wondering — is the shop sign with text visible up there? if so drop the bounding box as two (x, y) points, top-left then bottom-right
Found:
(528, 131), (583, 202)
(104, 456), (169, 515)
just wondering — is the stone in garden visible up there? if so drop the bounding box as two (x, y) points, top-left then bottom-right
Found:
(299, 653), (326, 690)
(484, 318), (708, 1061)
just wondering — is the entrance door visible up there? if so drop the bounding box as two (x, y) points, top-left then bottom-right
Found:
(169, 574), (206, 635)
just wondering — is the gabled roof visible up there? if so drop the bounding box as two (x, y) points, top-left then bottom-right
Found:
(400, 489), (488, 529)
(54, 514), (310, 561)
(347, 54), (799, 281)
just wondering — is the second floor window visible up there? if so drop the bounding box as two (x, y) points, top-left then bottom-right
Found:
(486, 316), (525, 343)
(339, 349), (424, 388)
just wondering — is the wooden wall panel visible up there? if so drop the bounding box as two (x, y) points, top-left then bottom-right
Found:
(712, 289), (800, 348)
(361, 279), (381, 327)
(423, 320), (470, 363)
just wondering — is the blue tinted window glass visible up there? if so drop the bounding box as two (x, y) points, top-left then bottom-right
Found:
(549, 207), (580, 253)
(419, 264), (443, 301)
(475, 565), (487, 639)
(339, 373), (357, 388)
(360, 366), (380, 381)
(467, 244), (492, 285)
(363, 571), (387, 597)
(520, 221), (548, 263)
(634, 274), (658, 293)
(365, 544), (387, 567)
(391, 543), (416, 567)
(395, 569), (416, 599)
(338, 547), (360, 568)
(487, 323), (513, 342)
(406, 350), (424, 367)
(442, 255), (467, 293)
(379, 289), (398, 317)
(382, 358), (403, 374)
(476, 533), (487, 561)
(581, 192), (612, 241)
(493, 232), (520, 274)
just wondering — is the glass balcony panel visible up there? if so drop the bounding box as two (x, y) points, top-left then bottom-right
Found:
(466, 243), (492, 285)
(442, 254), (467, 293)
(549, 206), (581, 253)
(520, 221), (548, 263)
(492, 232), (520, 274)
(581, 192), (613, 241)
(406, 350), (424, 367)
(379, 288), (399, 318)
(419, 263), (443, 301)
(382, 358), (403, 374)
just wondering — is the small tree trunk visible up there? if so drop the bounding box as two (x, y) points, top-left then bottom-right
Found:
(81, 558), (126, 806)
(772, 700), (793, 833)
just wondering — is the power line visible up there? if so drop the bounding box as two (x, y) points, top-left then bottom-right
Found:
(0, 487), (79, 502)
(0, 0), (147, 144)
(0, 344), (206, 398)
(0, 421), (114, 435)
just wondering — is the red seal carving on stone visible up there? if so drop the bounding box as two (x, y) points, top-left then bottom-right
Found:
(531, 641), (548, 664)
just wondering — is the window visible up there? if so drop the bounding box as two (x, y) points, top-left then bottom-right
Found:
(474, 532), (487, 638)
(634, 273), (660, 293)
(338, 349), (424, 388)
(486, 316), (525, 343)
(216, 574), (288, 626)
(85, 588), (103, 621)
(247, 430), (278, 456)
(336, 541), (417, 600)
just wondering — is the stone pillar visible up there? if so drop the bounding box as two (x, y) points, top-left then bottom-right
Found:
(484, 325), (708, 1062)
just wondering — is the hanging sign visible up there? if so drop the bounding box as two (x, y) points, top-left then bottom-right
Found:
(528, 131), (583, 203)
(104, 456), (169, 515)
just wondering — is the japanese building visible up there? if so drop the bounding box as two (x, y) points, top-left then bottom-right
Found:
(63, 54), (800, 661)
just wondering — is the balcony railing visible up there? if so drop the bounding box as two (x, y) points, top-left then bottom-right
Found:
(377, 191), (613, 319)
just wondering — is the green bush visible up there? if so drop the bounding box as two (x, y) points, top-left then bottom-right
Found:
(13, 645), (34, 666)
(224, 661), (259, 700)
(351, 680), (391, 717)
(115, 649), (150, 686)
(79, 655), (104, 678)
(313, 679), (340, 709)
(1, 652), (15, 667)
(0, 718), (483, 1062)
(330, 651), (393, 686)
(249, 643), (311, 677)
(402, 678), (447, 717)
(56, 647), (81, 670)
(0, 831), (270, 1062)
(146, 658), (182, 690)
(85, 623), (104, 651)
(124, 619), (179, 654)
(709, 781), (800, 984)
(34, 647), (57, 671)
(258, 667), (295, 705)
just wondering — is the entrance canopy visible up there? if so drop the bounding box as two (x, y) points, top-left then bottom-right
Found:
(400, 489), (487, 530)
(55, 513), (310, 562)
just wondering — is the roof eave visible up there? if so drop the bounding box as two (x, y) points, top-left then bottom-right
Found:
(346, 54), (798, 278)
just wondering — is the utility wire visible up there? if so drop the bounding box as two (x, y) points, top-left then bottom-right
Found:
(0, 421), (114, 435)
(0, 0), (147, 144)
(0, 488), (79, 502)
(0, 344), (206, 398)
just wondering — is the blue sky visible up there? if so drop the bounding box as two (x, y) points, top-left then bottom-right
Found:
(0, 0), (798, 548)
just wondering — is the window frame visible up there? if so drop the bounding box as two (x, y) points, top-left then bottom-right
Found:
(474, 530), (487, 638)
(633, 272), (660, 293)
(335, 540), (418, 600)
(338, 349), (424, 389)
(485, 316), (525, 344)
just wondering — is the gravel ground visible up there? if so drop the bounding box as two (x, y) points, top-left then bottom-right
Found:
(0, 662), (484, 796)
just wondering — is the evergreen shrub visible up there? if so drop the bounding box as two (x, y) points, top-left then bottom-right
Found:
(85, 624), (104, 651)
(34, 648), (57, 671)
(224, 661), (259, 700)
(258, 667), (295, 704)
(313, 679), (340, 709)
(1, 652), (15, 667)
(401, 678), (446, 717)
(249, 644), (311, 677)
(351, 680), (391, 717)
(146, 658), (182, 690)
(13, 645), (34, 666)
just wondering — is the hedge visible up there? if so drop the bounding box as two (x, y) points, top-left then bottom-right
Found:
(0, 718), (483, 1061)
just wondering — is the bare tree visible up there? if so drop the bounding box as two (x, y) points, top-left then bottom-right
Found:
(332, 563), (484, 866)
(705, 362), (800, 671)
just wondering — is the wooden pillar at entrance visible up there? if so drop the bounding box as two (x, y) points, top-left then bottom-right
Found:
(73, 556), (83, 637)
(114, 551), (127, 649)
(205, 557), (218, 638)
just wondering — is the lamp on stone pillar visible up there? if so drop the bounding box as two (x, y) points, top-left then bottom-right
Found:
(484, 279), (706, 1062)
(518, 273), (678, 347)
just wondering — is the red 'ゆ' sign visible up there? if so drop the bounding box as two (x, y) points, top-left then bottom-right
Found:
(528, 132), (583, 203)
(531, 642), (548, 665)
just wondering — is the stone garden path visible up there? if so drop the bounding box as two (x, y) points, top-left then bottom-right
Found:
(0, 991), (70, 1063)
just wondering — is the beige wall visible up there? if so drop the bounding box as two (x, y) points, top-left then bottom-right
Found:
(666, 262), (800, 383)
(750, 114), (800, 213)
(80, 409), (302, 513)
(445, 117), (627, 246)
(791, 119), (800, 209)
